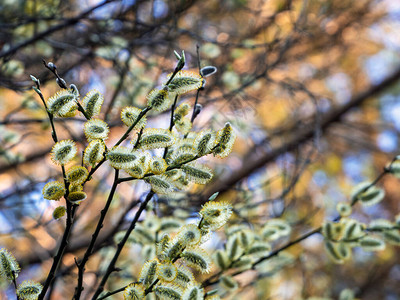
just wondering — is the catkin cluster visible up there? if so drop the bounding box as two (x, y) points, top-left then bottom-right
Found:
(321, 182), (400, 264)
(122, 195), (233, 300)
(42, 65), (236, 214)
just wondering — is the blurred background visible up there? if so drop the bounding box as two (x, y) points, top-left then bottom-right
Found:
(1, 0), (400, 299)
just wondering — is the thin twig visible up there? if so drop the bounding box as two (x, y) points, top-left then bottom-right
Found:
(91, 191), (155, 299)
(73, 169), (120, 300)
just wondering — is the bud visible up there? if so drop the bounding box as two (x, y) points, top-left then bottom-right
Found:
(199, 201), (232, 231)
(47, 90), (76, 117)
(174, 102), (191, 121)
(181, 247), (211, 273)
(383, 229), (400, 246)
(213, 122), (236, 158)
(32, 86), (42, 96)
(106, 147), (140, 169)
(194, 130), (216, 156)
(324, 241), (344, 264)
(51, 139), (77, 165)
(181, 162), (213, 184)
(359, 236), (385, 251)
(139, 259), (158, 287)
(194, 103), (202, 117)
(175, 266), (194, 287)
(123, 283), (145, 300)
(182, 284), (204, 300)
(82, 90), (104, 119)
(16, 280), (43, 300)
(351, 182), (385, 206)
(147, 87), (171, 112)
(83, 119), (109, 141)
(56, 78), (67, 88)
(169, 148), (196, 166)
(167, 238), (185, 260)
(176, 50), (186, 70)
(175, 118), (192, 135)
(264, 219), (291, 237)
(0, 248), (20, 281)
(200, 66), (217, 77)
(167, 70), (203, 95)
(83, 139), (105, 167)
(68, 191), (87, 204)
(150, 156), (168, 175)
(369, 219), (393, 230)
(42, 181), (65, 201)
(231, 256), (252, 269)
(66, 166), (89, 185)
(53, 206), (66, 220)
(134, 128), (176, 150)
(174, 50), (182, 60)
(145, 175), (174, 194)
(177, 224), (202, 246)
(213, 250), (230, 270)
(30, 75), (40, 85)
(157, 261), (178, 282)
(154, 284), (183, 300)
(220, 276), (238, 291)
(47, 62), (56, 71)
(336, 202), (352, 217)
(121, 106), (147, 129)
(69, 84), (79, 97)
(226, 236), (243, 260)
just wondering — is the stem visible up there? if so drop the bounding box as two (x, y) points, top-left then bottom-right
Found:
(118, 144), (220, 183)
(202, 158), (396, 288)
(162, 95), (179, 159)
(189, 45), (203, 124)
(91, 191), (155, 299)
(38, 202), (76, 299)
(73, 169), (120, 300)
(42, 60), (91, 120)
(33, 80), (75, 299)
(12, 271), (20, 300)
(99, 214), (206, 299)
(115, 107), (152, 146)
(83, 106), (152, 185)
(76, 101), (91, 120)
